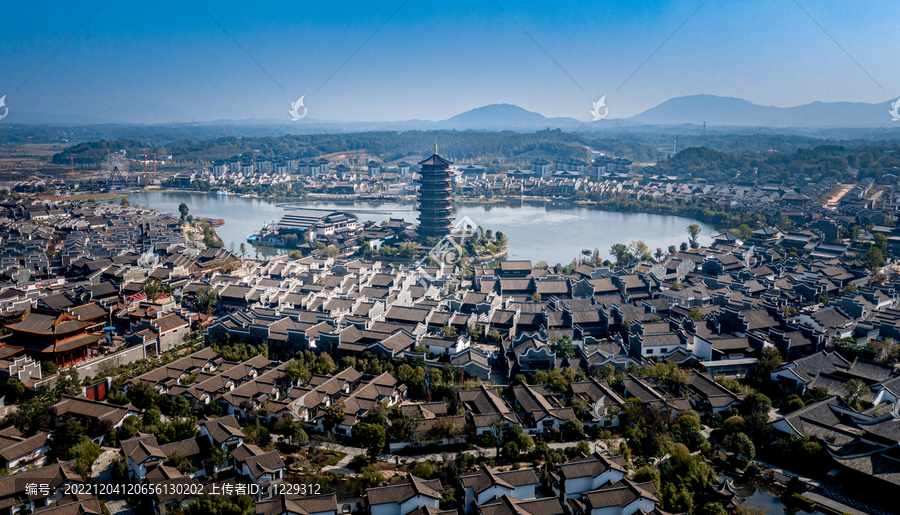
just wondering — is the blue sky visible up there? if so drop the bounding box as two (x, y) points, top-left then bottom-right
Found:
(2, 0), (897, 123)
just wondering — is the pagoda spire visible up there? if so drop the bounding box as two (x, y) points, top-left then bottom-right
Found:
(434, 140), (438, 155)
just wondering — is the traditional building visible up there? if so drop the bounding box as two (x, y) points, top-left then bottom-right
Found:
(4, 308), (103, 368)
(417, 148), (454, 238)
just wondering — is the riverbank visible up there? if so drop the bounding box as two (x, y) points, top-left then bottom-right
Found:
(37, 193), (128, 201)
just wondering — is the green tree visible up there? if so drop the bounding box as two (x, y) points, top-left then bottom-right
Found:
(284, 360), (310, 384)
(440, 325), (458, 338)
(501, 441), (520, 462)
(67, 438), (101, 478)
(53, 419), (86, 457)
(178, 203), (190, 220)
(3, 378), (25, 404)
(723, 432), (756, 459)
(687, 224), (702, 248)
(874, 232), (888, 251)
(610, 243), (630, 265)
(756, 347), (783, 377)
(239, 242), (247, 258)
(843, 379), (870, 410)
(354, 422), (387, 460)
(696, 503), (728, 515)
(563, 418), (584, 435)
(688, 307), (704, 321)
(467, 323), (483, 341)
(126, 381), (156, 410)
(322, 401), (346, 433)
(142, 277), (163, 301)
(865, 246), (885, 271)
(196, 285), (218, 314)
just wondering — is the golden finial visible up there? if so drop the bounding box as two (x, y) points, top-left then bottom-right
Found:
(434, 140), (438, 155)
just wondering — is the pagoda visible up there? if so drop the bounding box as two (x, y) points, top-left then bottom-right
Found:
(417, 144), (454, 238)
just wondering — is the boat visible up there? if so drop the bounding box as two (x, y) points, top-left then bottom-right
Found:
(216, 188), (229, 196)
(197, 217), (226, 226)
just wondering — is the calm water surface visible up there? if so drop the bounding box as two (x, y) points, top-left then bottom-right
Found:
(125, 191), (716, 264)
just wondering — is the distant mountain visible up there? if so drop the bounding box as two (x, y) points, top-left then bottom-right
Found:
(434, 104), (581, 130)
(625, 94), (894, 128)
(4, 96), (897, 132)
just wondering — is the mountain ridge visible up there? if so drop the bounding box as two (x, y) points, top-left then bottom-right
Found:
(3, 95), (896, 129)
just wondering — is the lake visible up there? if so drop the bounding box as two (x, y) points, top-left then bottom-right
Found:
(124, 191), (717, 264)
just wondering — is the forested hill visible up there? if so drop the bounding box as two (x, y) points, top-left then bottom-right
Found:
(52, 129), (658, 166)
(654, 145), (900, 183)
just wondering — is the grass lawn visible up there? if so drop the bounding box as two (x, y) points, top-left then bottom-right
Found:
(320, 450), (347, 466)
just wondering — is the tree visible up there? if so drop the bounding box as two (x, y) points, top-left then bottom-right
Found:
(723, 415), (745, 433)
(654, 248), (665, 261)
(67, 438), (101, 478)
(143, 277), (163, 301)
(53, 419), (87, 457)
(865, 246), (885, 271)
(440, 325), (458, 339)
(4, 378), (25, 404)
(688, 307), (704, 321)
(756, 347), (783, 377)
(696, 503), (728, 515)
(178, 203), (190, 220)
(668, 245), (677, 255)
(629, 240), (650, 261)
(353, 422), (386, 461)
(196, 285), (218, 314)
(844, 379), (870, 410)
(551, 336), (575, 358)
(184, 495), (255, 515)
(741, 391), (772, 417)
(127, 381), (156, 410)
(41, 361), (58, 375)
(610, 243), (630, 265)
(531, 292), (542, 302)
(632, 465), (660, 492)
(239, 242), (247, 258)
(293, 427), (309, 445)
(467, 323), (482, 341)
(723, 432), (755, 459)
(874, 232), (888, 251)
(687, 224), (702, 248)
(563, 418), (584, 435)
(284, 360), (310, 384)
(501, 441), (520, 462)
(322, 401), (346, 433)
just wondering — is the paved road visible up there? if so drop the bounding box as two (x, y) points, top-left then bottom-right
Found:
(91, 448), (119, 480)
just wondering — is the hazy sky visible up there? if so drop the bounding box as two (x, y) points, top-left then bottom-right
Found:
(2, 0), (898, 123)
